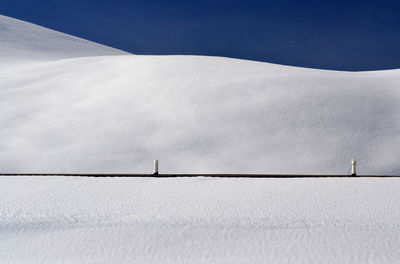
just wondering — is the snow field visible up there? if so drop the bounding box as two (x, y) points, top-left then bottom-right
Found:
(1, 177), (400, 263)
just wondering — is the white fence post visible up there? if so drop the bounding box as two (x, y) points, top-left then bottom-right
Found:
(351, 159), (357, 176)
(153, 160), (159, 175)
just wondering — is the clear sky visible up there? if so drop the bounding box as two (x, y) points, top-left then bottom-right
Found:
(1, 0), (400, 71)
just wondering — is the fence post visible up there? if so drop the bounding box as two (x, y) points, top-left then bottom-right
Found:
(153, 160), (159, 175)
(351, 159), (357, 176)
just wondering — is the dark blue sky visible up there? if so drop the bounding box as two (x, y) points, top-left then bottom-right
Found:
(2, 0), (400, 70)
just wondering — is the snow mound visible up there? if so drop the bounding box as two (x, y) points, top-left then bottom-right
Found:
(0, 15), (129, 63)
(0, 14), (399, 174)
(1, 177), (400, 263)
(1, 55), (400, 174)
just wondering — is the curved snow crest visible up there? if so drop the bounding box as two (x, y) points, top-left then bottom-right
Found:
(1, 55), (400, 174)
(0, 14), (130, 63)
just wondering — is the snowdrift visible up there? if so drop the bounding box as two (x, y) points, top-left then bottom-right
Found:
(0, 14), (399, 174)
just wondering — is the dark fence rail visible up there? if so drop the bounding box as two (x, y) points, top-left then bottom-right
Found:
(0, 173), (399, 178)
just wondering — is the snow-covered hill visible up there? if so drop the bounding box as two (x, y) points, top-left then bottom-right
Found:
(0, 14), (399, 175)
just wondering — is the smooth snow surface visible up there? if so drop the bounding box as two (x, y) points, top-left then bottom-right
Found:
(1, 55), (400, 174)
(1, 177), (400, 263)
(0, 15), (129, 63)
(0, 14), (400, 174)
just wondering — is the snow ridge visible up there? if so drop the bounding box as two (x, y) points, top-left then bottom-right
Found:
(0, 15), (129, 63)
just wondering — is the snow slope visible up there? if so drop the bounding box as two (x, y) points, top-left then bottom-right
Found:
(0, 14), (400, 174)
(0, 15), (129, 63)
(1, 55), (400, 174)
(1, 176), (400, 263)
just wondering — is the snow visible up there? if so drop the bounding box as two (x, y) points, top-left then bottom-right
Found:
(1, 15), (400, 175)
(1, 176), (400, 263)
(2, 14), (400, 263)
(1, 54), (400, 174)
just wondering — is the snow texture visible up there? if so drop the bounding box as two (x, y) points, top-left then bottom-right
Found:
(1, 176), (400, 263)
